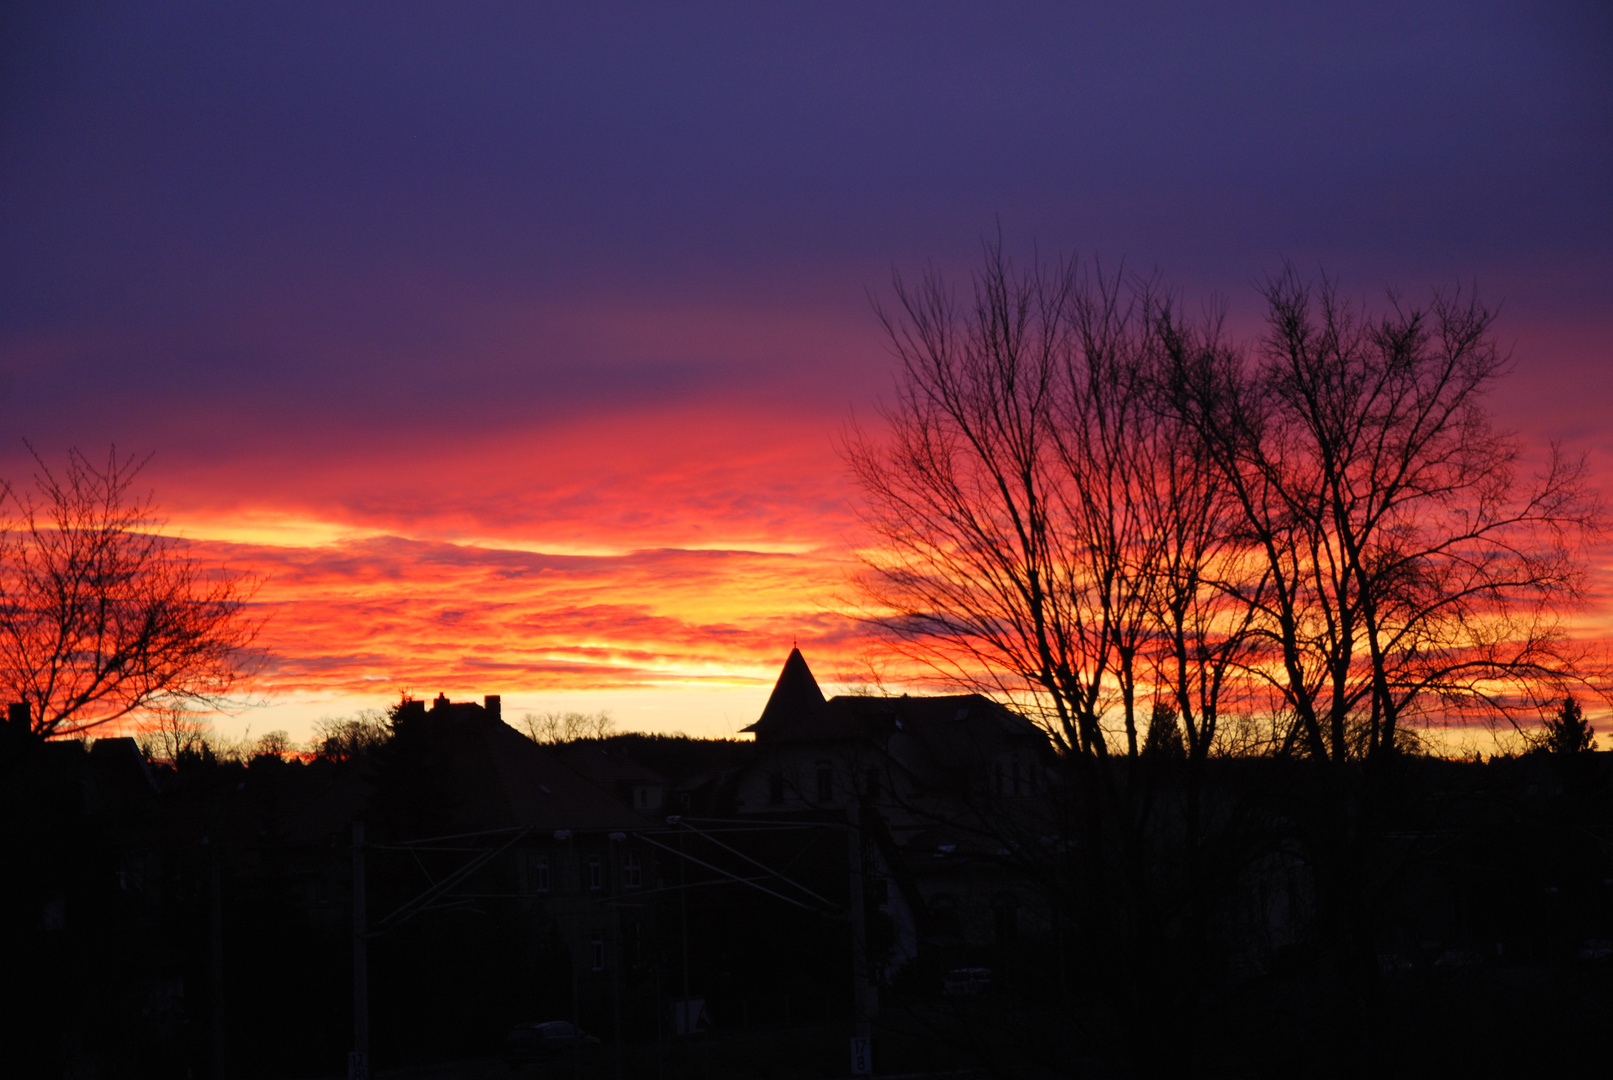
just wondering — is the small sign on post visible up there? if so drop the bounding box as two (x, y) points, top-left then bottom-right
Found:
(850, 1036), (872, 1075)
(347, 1051), (369, 1080)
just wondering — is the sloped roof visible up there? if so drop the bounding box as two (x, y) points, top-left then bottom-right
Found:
(412, 703), (658, 832)
(88, 737), (159, 801)
(461, 719), (658, 832)
(739, 649), (1046, 758)
(555, 742), (667, 787)
(741, 647), (826, 738)
(763, 692), (1040, 752)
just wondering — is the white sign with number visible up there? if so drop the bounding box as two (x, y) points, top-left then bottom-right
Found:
(850, 1036), (872, 1075)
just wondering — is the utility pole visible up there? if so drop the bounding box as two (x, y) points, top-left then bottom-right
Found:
(678, 822), (693, 1080)
(208, 830), (227, 1080)
(655, 946), (664, 1080)
(609, 835), (625, 1080)
(679, 825), (690, 1006)
(571, 956), (582, 1080)
(352, 820), (369, 1080)
(846, 799), (872, 1075)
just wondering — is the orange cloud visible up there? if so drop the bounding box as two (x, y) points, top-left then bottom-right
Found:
(159, 403), (1613, 750)
(160, 399), (860, 552)
(195, 533), (874, 704)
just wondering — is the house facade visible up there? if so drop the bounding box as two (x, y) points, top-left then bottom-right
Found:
(731, 649), (1057, 984)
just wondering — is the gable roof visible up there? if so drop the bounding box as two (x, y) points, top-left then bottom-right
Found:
(738, 650), (1047, 763)
(403, 701), (657, 832)
(765, 692), (1041, 752)
(741, 647), (826, 739)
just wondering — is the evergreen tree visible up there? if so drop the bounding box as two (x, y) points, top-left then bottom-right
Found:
(1539, 695), (1596, 755)
(1142, 703), (1186, 761)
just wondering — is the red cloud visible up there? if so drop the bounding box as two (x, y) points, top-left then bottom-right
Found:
(189, 534), (879, 700)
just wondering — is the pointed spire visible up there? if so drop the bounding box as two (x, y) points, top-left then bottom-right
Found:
(741, 647), (825, 738)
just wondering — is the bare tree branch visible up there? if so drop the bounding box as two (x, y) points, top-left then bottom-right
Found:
(0, 446), (261, 739)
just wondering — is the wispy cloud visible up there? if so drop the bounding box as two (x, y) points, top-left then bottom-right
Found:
(189, 533), (870, 702)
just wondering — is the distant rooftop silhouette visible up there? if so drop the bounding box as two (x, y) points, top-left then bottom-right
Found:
(395, 692), (653, 831)
(741, 646), (826, 739)
(740, 648), (1044, 752)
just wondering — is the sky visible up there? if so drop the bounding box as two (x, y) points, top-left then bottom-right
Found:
(2, 2), (1610, 746)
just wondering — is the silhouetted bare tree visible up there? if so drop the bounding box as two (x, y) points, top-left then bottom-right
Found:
(521, 709), (615, 743)
(849, 246), (1604, 1073)
(0, 447), (259, 739)
(137, 706), (212, 763)
(847, 244), (1253, 763)
(1163, 269), (1600, 763)
(847, 243), (1264, 1074)
(311, 709), (391, 763)
(1162, 269), (1604, 1065)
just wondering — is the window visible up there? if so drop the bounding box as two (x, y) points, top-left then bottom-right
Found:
(590, 933), (605, 972)
(816, 762), (833, 802)
(624, 851), (642, 889)
(930, 892), (962, 939)
(873, 875), (891, 913)
(993, 893), (1019, 944)
(768, 771), (785, 804)
(587, 853), (603, 891)
(995, 755), (1024, 797)
(534, 853), (551, 893)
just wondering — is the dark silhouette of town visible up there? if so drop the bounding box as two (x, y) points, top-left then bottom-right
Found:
(5, 649), (1611, 1078)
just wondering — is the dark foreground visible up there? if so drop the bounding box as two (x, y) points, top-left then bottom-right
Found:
(268, 961), (1612, 1080)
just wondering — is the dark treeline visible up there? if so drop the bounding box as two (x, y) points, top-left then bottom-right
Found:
(5, 703), (1613, 1079)
(1, 710), (867, 1079)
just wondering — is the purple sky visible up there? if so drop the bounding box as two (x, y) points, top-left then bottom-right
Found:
(6, 5), (1609, 438)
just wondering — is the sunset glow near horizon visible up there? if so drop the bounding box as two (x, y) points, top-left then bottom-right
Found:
(3, 4), (1610, 749)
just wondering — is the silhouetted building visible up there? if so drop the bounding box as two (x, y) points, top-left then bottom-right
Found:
(736, 649), (1055, 979)
(555, 740), (670, 814)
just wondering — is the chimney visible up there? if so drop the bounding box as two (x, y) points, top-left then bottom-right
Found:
(484, 695), (501, 720)
(8, 701), (30, 732)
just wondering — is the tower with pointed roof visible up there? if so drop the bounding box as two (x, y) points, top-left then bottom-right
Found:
(741, 646), (826, 740)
